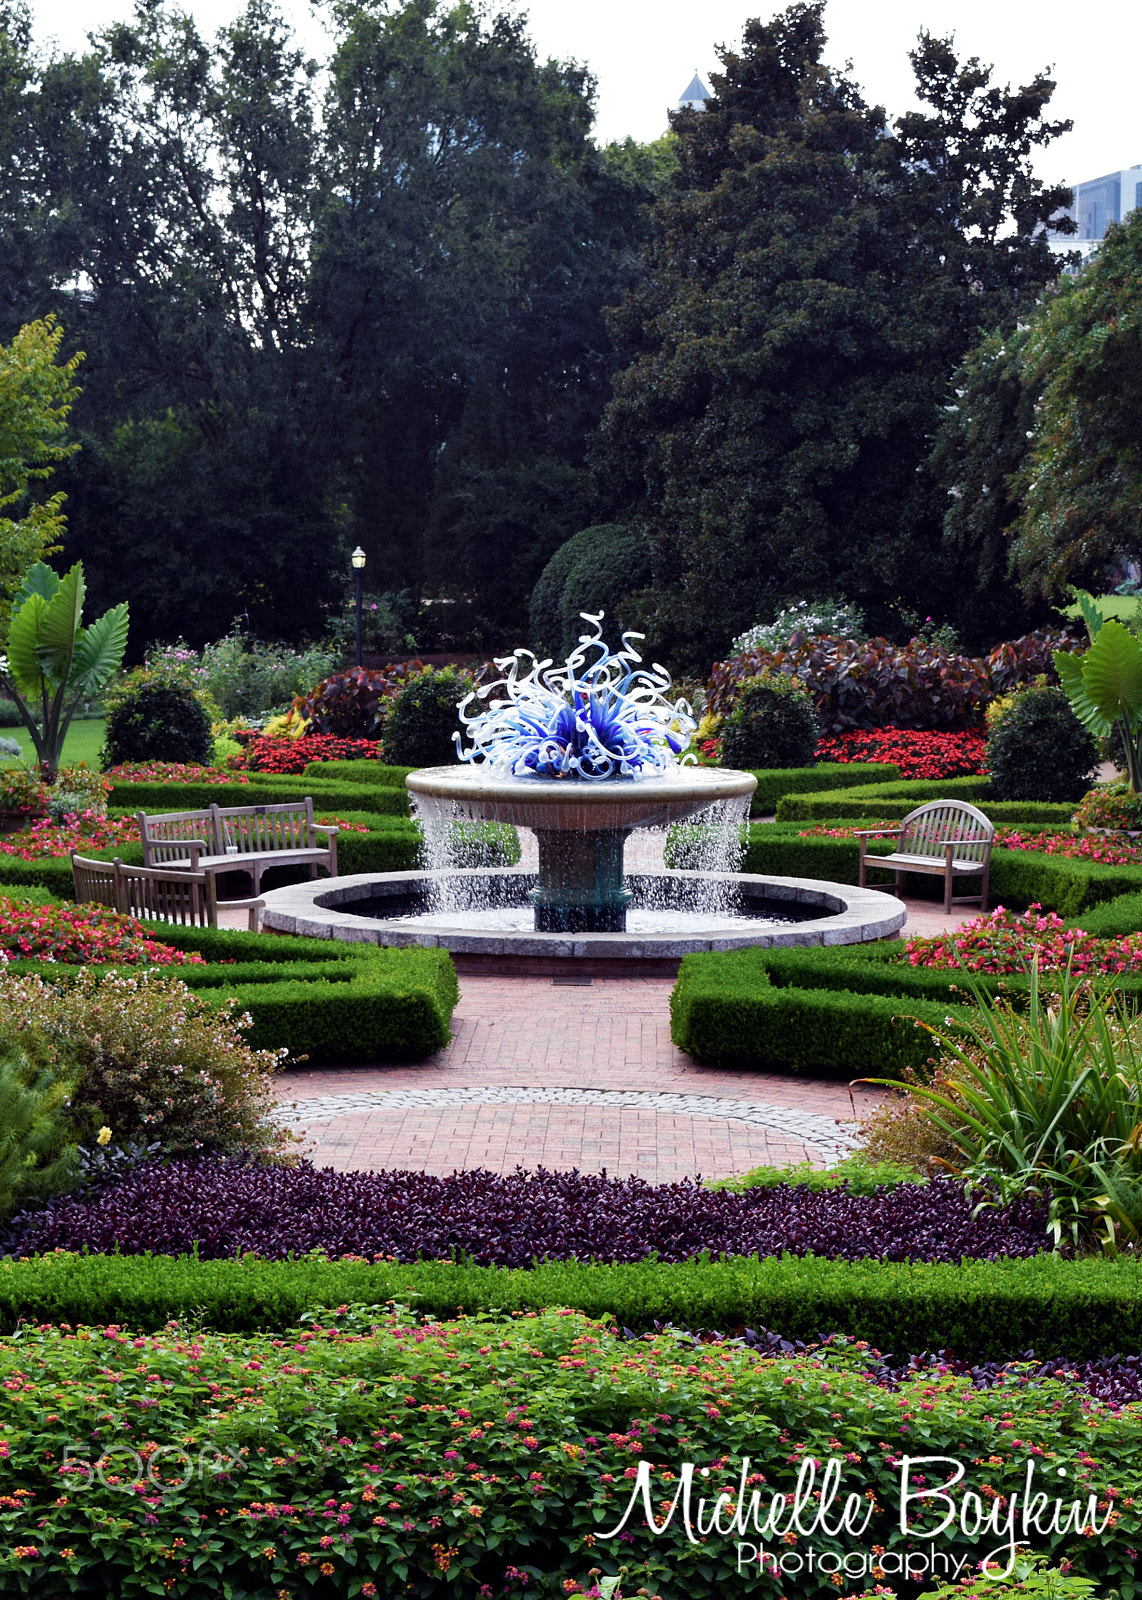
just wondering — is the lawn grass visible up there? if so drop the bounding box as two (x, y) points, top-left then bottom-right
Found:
(0, 716), (105, 769)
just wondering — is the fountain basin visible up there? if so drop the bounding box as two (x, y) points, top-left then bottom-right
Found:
(407, 765), (757, 933)
(258, 869), (907, 978)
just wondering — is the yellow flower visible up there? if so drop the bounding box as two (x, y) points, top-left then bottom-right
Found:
(97, 1126), (112, 1146)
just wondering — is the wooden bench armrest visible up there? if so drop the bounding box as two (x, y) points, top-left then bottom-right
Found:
(117, 861), (209, 885)
(310, 823), (339, 837)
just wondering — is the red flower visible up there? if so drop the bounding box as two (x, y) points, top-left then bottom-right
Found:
(815, 728), (988, 780)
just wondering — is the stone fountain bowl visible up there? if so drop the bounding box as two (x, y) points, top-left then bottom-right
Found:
(405, 763), (757, 832)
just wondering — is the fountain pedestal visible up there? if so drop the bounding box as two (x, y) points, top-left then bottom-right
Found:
(531, 828), (632, 932)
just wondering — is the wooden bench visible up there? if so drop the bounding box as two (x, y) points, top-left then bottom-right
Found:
(71, 852), (264, 932)
(137, 797), (339, 896)
(855, 799), (994, 913)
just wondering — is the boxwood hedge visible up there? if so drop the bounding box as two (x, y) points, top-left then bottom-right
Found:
(107, 773), (412, 816)
(5, 925), (460, 1062)
(745, 761), (900, 814)
(741, 822), (1142, 918)
(1, 1250), (1140, 1356)
(774, 775), (1076, 825)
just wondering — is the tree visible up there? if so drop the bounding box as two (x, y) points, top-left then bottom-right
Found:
(928, 322), (1056, 640)
(0, 317), (81, 636)
(1011, 208), (1142, 599)
(591, 3), (1071, 670)
(1, 559), (128, 780)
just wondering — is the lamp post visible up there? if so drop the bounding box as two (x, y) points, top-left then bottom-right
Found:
(351, 546), (366, 668)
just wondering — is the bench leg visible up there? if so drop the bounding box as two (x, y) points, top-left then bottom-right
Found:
(945, 862), (953, 915)
(980, 863), (989, 915)
(895, 869), (902, 895)
(858, 847), (867, 889)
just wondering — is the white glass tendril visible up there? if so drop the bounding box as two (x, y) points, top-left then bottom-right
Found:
(453, 613), (697, 780)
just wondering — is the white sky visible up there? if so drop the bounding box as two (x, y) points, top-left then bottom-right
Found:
(29, 0), (1140, 186)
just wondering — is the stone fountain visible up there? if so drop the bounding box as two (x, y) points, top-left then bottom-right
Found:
(259, 617), (906, 971)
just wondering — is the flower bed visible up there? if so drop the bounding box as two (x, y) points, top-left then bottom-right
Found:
(904, 904), (1142, 976)
(104, 762), (250, 787)
(0, 1307), (1138, 1599)
(816, 727), (988, 778)
(0, 812), (139, 861)
(0, 900), (201, 965)
(9, 1158), (1049, 1263)
(229, 734), (381, 774)
(995, 827), (1142, 867)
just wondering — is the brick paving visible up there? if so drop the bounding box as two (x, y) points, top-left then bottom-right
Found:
(270, 892), (974, 1180)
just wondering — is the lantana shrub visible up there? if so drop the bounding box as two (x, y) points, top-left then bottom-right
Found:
(816, 728), (988, 778)
(11, 1158), (1049, 1263)
(228, 734), (381, 773)
(0, 1309), (1138, 1599)
(904, 905), (1142, 976)
(0, 970), (291, 1157)
(0, 900), (200, 966)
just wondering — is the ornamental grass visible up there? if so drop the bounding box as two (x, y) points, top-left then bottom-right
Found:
(875, 967), (1142, 1252)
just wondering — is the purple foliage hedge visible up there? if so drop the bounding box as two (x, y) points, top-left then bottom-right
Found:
(9, 1159), (1049, 1264)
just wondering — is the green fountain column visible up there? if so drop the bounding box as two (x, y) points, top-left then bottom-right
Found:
(531, 827), (633, 933)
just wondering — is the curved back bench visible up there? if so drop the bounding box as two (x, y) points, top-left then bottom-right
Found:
(855, 799), (994, 913)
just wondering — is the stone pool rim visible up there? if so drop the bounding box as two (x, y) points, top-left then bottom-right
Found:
(258, 868), (907, 976)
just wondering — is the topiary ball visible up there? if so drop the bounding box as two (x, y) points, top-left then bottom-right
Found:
(102, 682), (213, 767)
(382, 668), (473, 767)
(720, 674), (820, 770)
(985, 685), (1099, 803)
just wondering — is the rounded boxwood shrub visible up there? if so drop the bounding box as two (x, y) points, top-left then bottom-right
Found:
(720, 674), (820, 769)
(102, 681), (213, 767)
(986, 684), (1099, 803)
(529, 523), (651, 660)
(382, 667), (473, 767)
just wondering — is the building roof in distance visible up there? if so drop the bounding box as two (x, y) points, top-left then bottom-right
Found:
(677, 72), (712, 110)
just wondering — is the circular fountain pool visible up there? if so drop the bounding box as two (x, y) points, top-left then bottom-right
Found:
(258, 868), (907, 977)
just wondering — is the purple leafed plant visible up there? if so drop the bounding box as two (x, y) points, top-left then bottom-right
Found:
(8, 1160), (1050, 1265)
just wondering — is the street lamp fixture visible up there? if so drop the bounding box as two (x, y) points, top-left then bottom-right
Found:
(351, 547), (366, 667)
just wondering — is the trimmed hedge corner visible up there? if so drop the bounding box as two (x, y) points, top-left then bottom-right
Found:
(745, 761), (901, 814)
(669, 945), (957, 1074)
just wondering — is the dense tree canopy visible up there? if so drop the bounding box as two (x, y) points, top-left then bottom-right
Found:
(0, 0), (653, 651)
(1011, 208), (1142, 599)
(591, 3), (1072, 669)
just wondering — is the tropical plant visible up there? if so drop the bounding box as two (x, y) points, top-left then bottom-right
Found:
(1055, 590), (1142, 790)
(0, 560), (128, 782)
(878, 965), (1142, 1252)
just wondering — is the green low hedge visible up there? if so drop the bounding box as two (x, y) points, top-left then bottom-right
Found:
(775, 775), (1076, 825)
(1, 1251), (1140, 1355)
(741, 822), (1142, 917)
(745, 761), (900, 814)
(107, 774), (412, 816)
(6, 926), (460, 1061)
(1076, 893), (1142, 936)
(302, 758), (415, 786)
(669, 946), (957, 1074)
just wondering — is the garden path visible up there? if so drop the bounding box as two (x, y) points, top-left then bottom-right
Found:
(245, 891), (975, 1184)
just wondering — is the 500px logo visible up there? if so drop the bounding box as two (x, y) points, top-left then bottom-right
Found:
(59, 1442), (247, 1492)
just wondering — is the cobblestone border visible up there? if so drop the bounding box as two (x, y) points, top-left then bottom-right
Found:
(281, 1085), (859, 1165)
